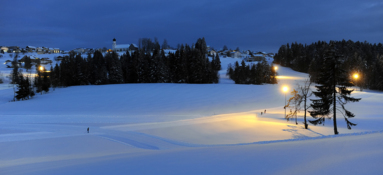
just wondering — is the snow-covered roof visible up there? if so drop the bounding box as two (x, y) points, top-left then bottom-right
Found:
(115, 44), (137, 49)
(27, 46), (36, 49)
(254, 54), (265, 57)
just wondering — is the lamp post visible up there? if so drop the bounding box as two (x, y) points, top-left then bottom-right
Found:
(353, 73), (359, 91)
(282, 86), (289, 117)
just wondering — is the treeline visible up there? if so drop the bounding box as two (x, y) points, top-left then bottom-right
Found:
(274, 40), (383, 90)
(226, 60), (277, 84)
(50, 38), (220, 88)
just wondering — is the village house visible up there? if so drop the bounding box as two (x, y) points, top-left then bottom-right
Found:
(53, 48), (60, 53)
(245, 53), (265, 62)
(8, 46), (20, 51)
(1, 46), (9, 53)
(36, 47), (45, 54)
(26, 46), (36, 52)
(230, 51), (242, 58)
(254, 51), (266, 57)
(54, 56), (64, 61)
(208, 49), (216, 56)
(40, 58), (52, 65)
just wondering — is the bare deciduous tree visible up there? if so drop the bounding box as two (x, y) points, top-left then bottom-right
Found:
(285, 79), (313, 128)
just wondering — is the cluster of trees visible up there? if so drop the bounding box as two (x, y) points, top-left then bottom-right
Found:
(226, 60), (277, 84)
(138, 38), (171, 52)
(284, 42), (361, 135)
(274, 40), (383, 91)
(10, 54), (53, 100)
(53, 38), (220, 87)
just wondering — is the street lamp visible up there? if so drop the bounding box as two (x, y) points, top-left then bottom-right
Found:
(353, 73), (359, 79)
(353, 73), (359, 91)
(274, 66), (278, 71)
(39, 66), (44, 71)
(282, 86), (289, 117)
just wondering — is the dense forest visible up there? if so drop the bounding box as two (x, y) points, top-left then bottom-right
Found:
(273, 40), (383, 91)
(12, 38), (221, 100)
(226, 60), (277, 84)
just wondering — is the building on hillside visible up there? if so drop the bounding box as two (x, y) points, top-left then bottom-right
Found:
(36, 47), (45, 54)
(26, 46), (36, 52)
(208, 50), (216, 56)
(1, 46), (9, 53)
(73, 48), (85, 53)
(41, 58), (52, 65)
(230, 51), (242, 58)
(55, 56), (64, 61)
(2, 46), (20, 53)
(245, 54), (265, 62)
(255, 51), (266, 57)
(48, 48), (60, 53)
(112, 38), (138, 52)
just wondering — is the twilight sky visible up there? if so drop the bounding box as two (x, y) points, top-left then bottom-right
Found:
(1, 0), (382, 53)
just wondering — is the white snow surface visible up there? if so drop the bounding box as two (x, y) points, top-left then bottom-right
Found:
(0, 54), (383, 174)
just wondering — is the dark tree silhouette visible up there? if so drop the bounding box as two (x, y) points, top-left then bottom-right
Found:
(309, 42), (361, 135)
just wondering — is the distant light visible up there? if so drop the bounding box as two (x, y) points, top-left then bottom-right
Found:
(274, 66), (278, 71)
(39, 66), (44, 71)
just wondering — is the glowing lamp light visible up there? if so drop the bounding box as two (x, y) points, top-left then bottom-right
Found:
(274, 66), (278, 71)
(353, 73), (359, 79)
(39, 66), (44, 71)
(282, 86), (289, 93)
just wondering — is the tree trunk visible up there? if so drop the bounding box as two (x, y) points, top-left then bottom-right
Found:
(333, 87), (338, 134)
(304, 97), (308, 129)
(333, 67), (339, 135)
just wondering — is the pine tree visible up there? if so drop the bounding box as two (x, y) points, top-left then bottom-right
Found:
(35, 66), (43, 94)
(24, 56), (32, 70)
(41, 67), (50, 93)
(162, 39), (169, 49)
(309, 42), (361, 135)
(15, 74), (33, 100)
(92, 51), (108, 84)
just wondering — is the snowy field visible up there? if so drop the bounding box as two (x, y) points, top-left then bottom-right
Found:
(0, 53), (383, 174)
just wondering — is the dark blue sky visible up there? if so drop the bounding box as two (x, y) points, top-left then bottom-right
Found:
(1, 0), (382, 52)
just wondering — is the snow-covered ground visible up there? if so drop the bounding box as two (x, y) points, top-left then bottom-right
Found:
(0, 53), (382, 174)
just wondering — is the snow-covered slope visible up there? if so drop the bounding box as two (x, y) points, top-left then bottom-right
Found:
(0, 56), (382, 174)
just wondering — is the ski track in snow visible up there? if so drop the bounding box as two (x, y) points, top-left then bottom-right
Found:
(95, 128), (383, 150)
